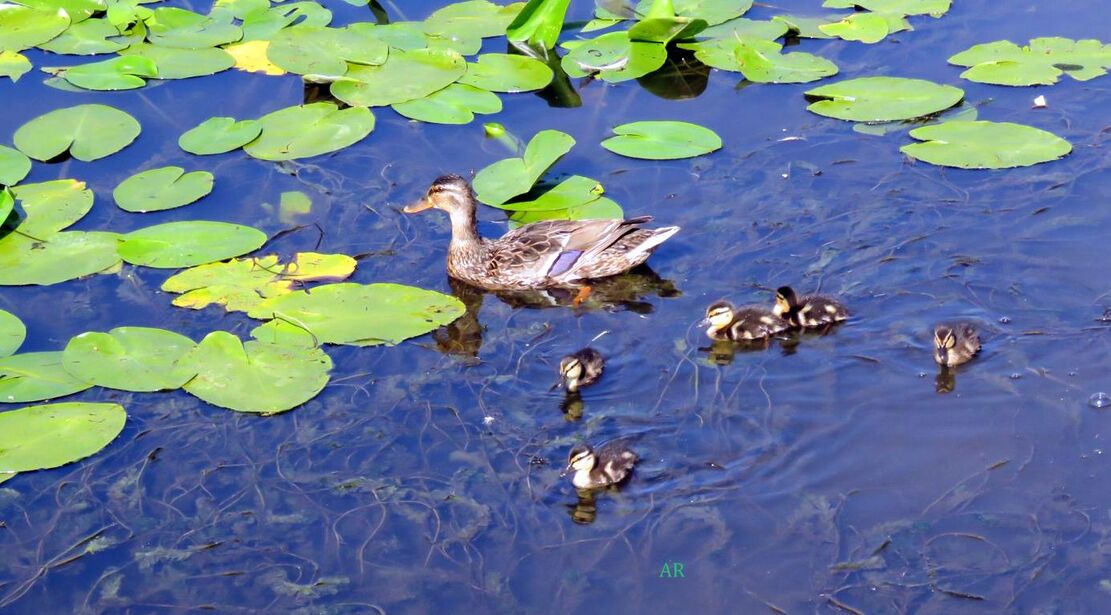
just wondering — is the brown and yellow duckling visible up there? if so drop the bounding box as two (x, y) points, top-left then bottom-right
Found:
(700, 300), (790, 341)
(561, 442), (639, 490)
(773, 286), (849, 328)
(554, 347), (604, 393)
(933, 322), (980, 367)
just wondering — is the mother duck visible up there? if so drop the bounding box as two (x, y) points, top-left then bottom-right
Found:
(403, 175), (680, 291)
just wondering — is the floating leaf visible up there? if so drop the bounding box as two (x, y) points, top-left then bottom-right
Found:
(506, 0), (570, 49)
(0, 402), (125, 473)
(473, 129), (575, 205)
(900, 120), (1072, 169)
(49, 55), (156, 91)
(225, 40), (285, 75)
(805, 76), (964, 122)
(244, 102), (374, 161)
(239, 1), (332, 41)
(392, 83), (502, 124)
(11, 179), (93, 236)
(331, 48), (466, 107)
(682, 36), (837, 83)
(458, 53), (553, 93)
(823, 0), (950, 17)
(424, 0), (522, 39)
(63, 327), (195, 392)
(13, 104), (140, 162)
(0, 231), (121, 285)
(602, 120), (722, 160)
(178, 116), (262, 155)
(562, 32), (667, 82)
(490, 175), (603, 211)
(15, 0), (103, 23)
(113, 166), (214, 213)
(247, 283), (466, 347)
(120, 44), (235, 79)
(37, 17), (127, 54)
(0, 144), (30, 185)
(818, 12), (888, 44)
(0, 49), (30, 80)
(772, 14), (838, 39)
(118, 221), (267, 268)
(949, 38), (1111, 86)
(0, 351), (92, 402)
(509, 197), (623, 228)
(0, 308), (25, 357)
(0, 188), (10, 223)
(161, 252), (357, 313)
(0, 4), (69, 52)
(635, 0), (752, 26)
(179, 331), (332, 414)
(698, 17), (789, 40)
(266, 25), (387, 76)
(146, 7), (242, 49)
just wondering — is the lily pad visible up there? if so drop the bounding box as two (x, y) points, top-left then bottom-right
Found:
(13, 104), (140, 162)
(682, 36), (837, 83)
(0, 144), (30, 185)
(805, 76), (964, 122)
(10, 179), (94, 236)
(0, 231), (121, 285)
(225, 40), (285, 75)
(331, 48), (466, 108)
(0, 351), (92, 402)
(562, 31), (667, 83)
(244, 103), (374, 161)
(818, 12), (888, 44)
(900, 120), (1072, 169)
(823, 0), (950, 17)
(0, 49), (31, 80)
(266, 25), (387, 76)
(118, 221), (267, 268)
(602, 120), (722, 160)
(0, 4), (69, 52)
(0, 308), (25, 357)
(113, 166), (214, 213)
(15, 0), (103, 23)
(490, 175), (604, 211)
(472, 129), (575, 205)
(179, 331), (332, 414)
(247, 282), (466, 347)
(392, 83), (502, 125)
(239, 1), (332, 41)
(120, 44), (235, 79)
(37, 17), (128, 54)
(63, 327), (195, 392)
(772, 14), (839, 39)
(161, 252), (357, 313)
(458, 53), (553, 93)
(635, 0), (752, 26)
(698, 17), (789, 40)
(49, 55), (157, 91)
(0, 188), (10, 224)
(423, 0), (523, 40)
(178, 117), (262, 155)
(0, 402), (126, 473)
(146, 7), (242, 49)
(948, 38), (1111, 86)
(509, 197), (623, 228)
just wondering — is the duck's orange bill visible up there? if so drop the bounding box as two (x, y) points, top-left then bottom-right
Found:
(403, 199), (433, 213)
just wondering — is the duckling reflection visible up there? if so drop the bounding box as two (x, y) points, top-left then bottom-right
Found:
(568, 489), (597, 525)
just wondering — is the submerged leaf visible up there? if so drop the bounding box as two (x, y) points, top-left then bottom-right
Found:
(0, 231), (121, 286)
(392, 83), (502, 125)
(0, 144), (30, 185)
(113, 166), (214, 212)
(13, 104), (140, 162)
(805, 76), (964, 122)
(458, 53), (553, 92)
(0, 351), (93, 402)
(0, 402), (125, 472)
(118, 221), (267, 268)
(63, 327), (196, 392)
(245, 103), (374, 161)
(472, 129), (575, 205)
(602, 120), (722, 160)
(331, 47), (466, 107)
(178, 116), (262, 155)
(0, 308), (25, 358)
(949, 37), (1111, 86)
(900, 120), (1072, 169)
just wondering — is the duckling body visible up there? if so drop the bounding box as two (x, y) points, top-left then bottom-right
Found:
(701, 301), (789, 341)
(563, 442), (638, 490)
(934, 322), (980, 367)
(404, 175), (680, 290)
(774, 286), (849, 328)
(557, 347), (604, 392)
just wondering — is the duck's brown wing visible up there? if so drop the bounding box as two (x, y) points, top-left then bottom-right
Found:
(488, 217), (654, 284)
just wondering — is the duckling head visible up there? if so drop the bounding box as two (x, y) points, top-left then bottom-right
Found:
(403, 174), (473, 216)
(560, 444), (596, 477)
(933, 325), (956, 367)
(774, 286), (798, 317)
(557, 355), (585, 392)
(700, 301), (735, 338)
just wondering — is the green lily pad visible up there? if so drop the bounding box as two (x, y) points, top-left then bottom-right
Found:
(0, 402), (125, 473)
(0, 308), (25, 358)
(120, 44), (235, 79)
(0, 188), (10, 224)
(37, 17), (127, 54)
(627, 0), (707, 45)
(146, 7), (242, 49)
(473, 129), (575, 205)
(331, 48), (466, 107)
(508, 196), (623, 228)
(818, 12), (888, 44)
(161, 252), (357, 313)
(366, 21), (428, 51)
(772, 14), (839, 39)
(635, 0), (752, 26)
(698, 17), (789, 40)
(0, 231), (120, 285)
(10, 179), (94, 236)
(118, 221), (267, 269)
(949, 38), (1111, 86)
(823, 0), (950, 17)
(602, 120), (722, 160)
(490, 175), (603, 211)
(0, 144), (31, 185)
(392, 83), (502, 125)
(63, 327), (195, 392)
(562, 31), (667, 82)
(0, 49), (31, 80)
(13, 104), (140, 162)
(105, 0), (152, 30)
(113, 166), (214, 213)
(267, 25), (387, 76)
(900, 120), (1072, 169)
(0, 4), (69, 52)
(179, 331), (332, 414)
(682, 36), (837, 83)
(805, 76), (964, 122)
(178, 117), (262, 155)
(240, 1), (332, 42)
(247, 282), (466, 347)
(0, 351), (92, 402)
(14, 0), (103, 23)
(458, 53), (553, 93)
(244, 102), (374, 161)
(49, 55), (156, 91)
(424, 0), (523, 39)
(506, 0), (570, 49)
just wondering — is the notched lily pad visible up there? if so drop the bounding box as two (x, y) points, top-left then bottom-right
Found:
(392, 83), (502, 125)
(245, 102), (374, 161)
(267, 25), (387, 76)
(121, 44), (235, 79)
(13, 104), (140, 162)
(491, 175), (604, 212)
(0, 4), (70, 52)
(331, 47), (466, 108)
(113, 166), (214, 212)
(63, 327), (196, 392)
(458, 53), (553, 93)
(0, 231), (121, 286)
(118, 221), (267, 269)
(805, 76), (964, 122)
(10, 178), (94, 236)
(949, 37), (1111, 86)
(0, 351), (92, 402)
(47, 55), (157, 91)
(818, 12), (888, 44)
(602, 120), (722, 160)
(0, 144), (31, 185)
(681, 36), (837, 83)
(900, 120), (1072, 169)
(472, 129), (575, 205)
(0, 402), (126, 473)
(0, 308), (25, 358)
(146, 7), (242, 49)
(179, 116), (262, 155)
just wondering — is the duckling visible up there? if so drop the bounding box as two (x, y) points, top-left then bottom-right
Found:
(554, 348), (604, 393)
(773, 286), (849, 328)
(700, 300), (790, 341)
(933, 322), (980, 367)
(561, 442), (638, 490)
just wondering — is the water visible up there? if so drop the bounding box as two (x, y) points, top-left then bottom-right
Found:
(2, 0), (1110, 612)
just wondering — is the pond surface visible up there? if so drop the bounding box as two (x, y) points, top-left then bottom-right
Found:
(2, 0), (1111, 612)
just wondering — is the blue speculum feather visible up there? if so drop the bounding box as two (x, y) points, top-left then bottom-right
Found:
(547, 249), (583, 277)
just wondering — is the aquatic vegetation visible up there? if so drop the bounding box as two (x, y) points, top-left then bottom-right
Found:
(45, 54), (156, 90)
(680, 36), (838, 83)
(265, 25), (387, 76)
(0, 4), (71, 52)
(10, 179), (93, 235)
(117, 220), (268, 268)
(0, 231), (122, 286)
(0, 351), (93, 402)
(472, 129), (575, 205)
(119, 43), (235, 79)
(900, 120), (1073, 169)
(243, 102), (374, 160)
(178, 116), (262, 155)
(393, 83), (503, 124)
(949, 37), (1111, 86)
(13, 104), (140, 162)
(0, 145), (29, 185)
(331, 47), (467, 107)
(601, 120), (722, 159)
(805, 76), (964, 122)
(0, 49), (31, 80)
(62, 327), (196, 392)
(0, 402), (125, 473)
(0, 308), (25, 358)
(112, 166), (214, 213)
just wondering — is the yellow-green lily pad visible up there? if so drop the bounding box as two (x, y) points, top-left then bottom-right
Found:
(118, 221), (267, 269)
(0, 308), (25, 358)
(0, 351), (92, 402)
(900, 120), (1072, 169)
(13, 104), (140, 162)
(113, 166), (214, 212)
(62, 327), (196, 392)
(244, 102), (374, 161)
(0, 402), (126, 473)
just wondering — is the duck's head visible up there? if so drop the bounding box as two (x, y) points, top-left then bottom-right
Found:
(560, 444), (596, 477)
(774, 286), (798, 316)
(700, 300), (735, 336)
(556, 355), (585, 392)
(403, 174), (473, 215)
(933, 324), (956, 366)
